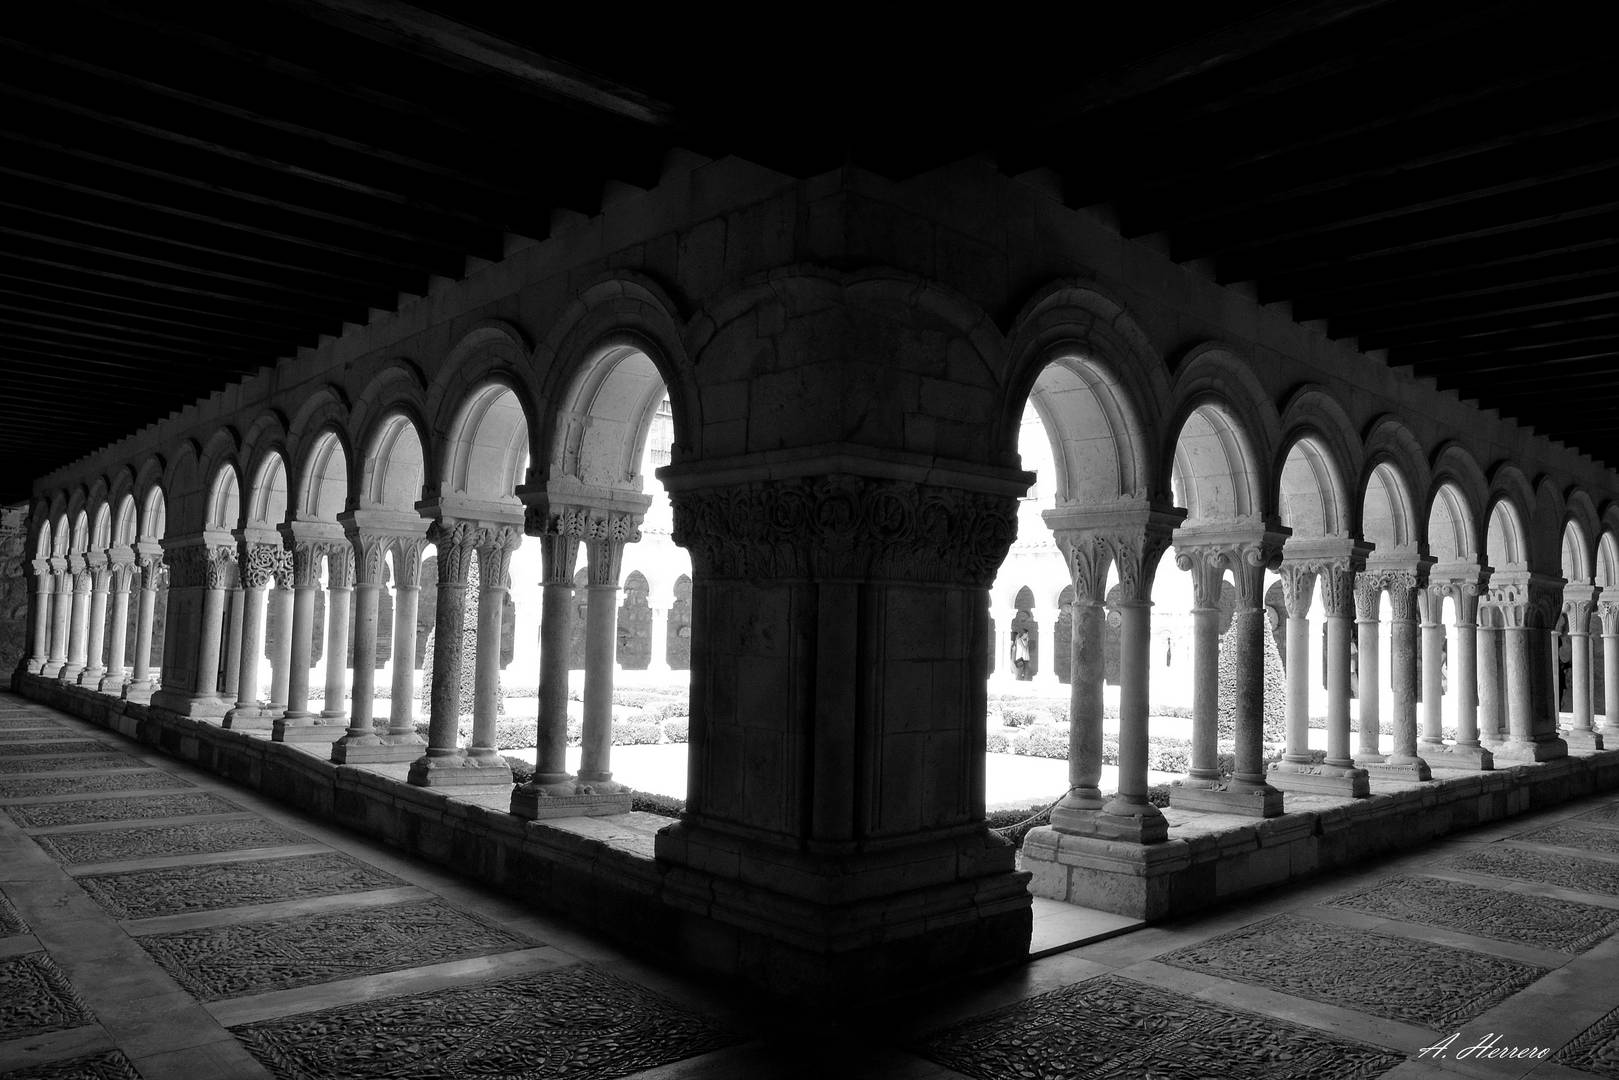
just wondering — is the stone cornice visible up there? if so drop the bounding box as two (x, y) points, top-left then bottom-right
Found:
(655, 444), (1034, 500)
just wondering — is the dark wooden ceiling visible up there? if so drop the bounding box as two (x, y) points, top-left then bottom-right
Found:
(2, 1), (1614, 503)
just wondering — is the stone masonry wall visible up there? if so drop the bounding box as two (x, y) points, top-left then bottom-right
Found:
(0, 503), (28, 676)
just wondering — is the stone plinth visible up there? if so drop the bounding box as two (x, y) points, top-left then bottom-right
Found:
(510, 790), (633, 820)
(1267, 761), (1371, 798)
(1170, 782), (1284, 817)
(330, 732), (427, 764)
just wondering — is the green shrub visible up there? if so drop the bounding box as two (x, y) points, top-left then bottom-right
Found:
(632, 792), (685, 818)
(1145, 740), (1191, 774)
(612, 719), (664, 746)
(503, 685), (539, 699)
(1146, 783), (1174, 807)
(566, 718), (582, 746)
(662, 719), (689, 744)
(504, 755), (535, 784)
(1012, 726), (1070, 759)
(646, 701), (689, 723)
(986, 803), (1054, 848)
(1045, 703), (1071, 725)
(985, 730), (1011, 754)
(1001, 706), (1042, 728)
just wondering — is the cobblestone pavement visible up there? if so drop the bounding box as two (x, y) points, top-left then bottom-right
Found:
(3, 690), (1618, 1079)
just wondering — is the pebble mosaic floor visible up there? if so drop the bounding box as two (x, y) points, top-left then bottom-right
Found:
(3, 689), (1619, 1078)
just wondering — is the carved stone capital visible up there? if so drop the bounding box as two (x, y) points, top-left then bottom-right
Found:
(1563, 582), (1600, 633)
(1060, 532), (1114, 605)
(1172, 545), (1223, 609)
(1486, 571), (1563, 629)
(326, 544), (355, 590)
(1600, 600), (1619, 636)
(1279, 562), (1318, 618)
(532, 524), (581, 586)
(1175, 527), (1286, 610)
(241, 541), (285, 589)
(30, 558), (54, 587)
(393, 535), (427, 588)
(349, 531), (391, 587)
(670, 475), (1022, 587)
(1353, 572), (1383, 620)
(427, 519), (479, 585)
(137, 552), (165, 591)
(204, 545), (237, 590)
(1383, 570), (1422, 622)
(1431, 576), (1485, 626)
(475, 525), (522, 590)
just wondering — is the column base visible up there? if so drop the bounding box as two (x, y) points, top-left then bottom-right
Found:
(330, 731), (427, 764)
(1364, 757), (1432, 782)
(1168, 780), (1284, 817)
(1021, 826), (1190, 919)
(1049, 790), (1106, 834)
(1423, 743), (1495, 770)
(272, 716), (342, 742)
(1600, 721), (1619, 742)
(77, 667), (106, 688)
(1267, 761), (1371, 798)
(96, 671), (128, 694)
(1492, 737), (1569, 764)
(57, 664), (85, 683)
(656, 820), (1031, 1000)
(223, 706), (274, 731)
(148, 689), (229, 719)
(510, 781), (630, 820)
(319, 708), (348, 721)
(39, 662), (64, 678)
(573, 773), (628, 795)
(1563, 729), (1604, 753)
(407, 751), (513, 788)
(24, 659), (45, 675)
(121, 680), (154, 704)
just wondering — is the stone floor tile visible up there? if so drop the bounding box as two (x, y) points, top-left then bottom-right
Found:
(0, 757), (136, 776)
(0, 1031), (118, 1077)
(127, 1041), (274, 1080)
(919, 971), (1404, 1080)
(229, 964), (738, 1080)
(1506, 823), (1619, 859)
(0, 772), (193, 801)
(75, 852), (406, 919)
(0, 1049), (138, 1080)
(0, 953), (97, 1041)
(1323, 874), (1619, 952)
(1155, 912), (1550, 1029)
(126, 884), (427, 936)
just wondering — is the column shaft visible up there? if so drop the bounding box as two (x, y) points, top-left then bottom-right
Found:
(46, 577), (71, 674)
(322, 586), (352, 718)
(468, 581), (504, 760)
(194, 585), (227, 701)
(1052, 599), (1104, 828)
(1602, 631), (1619, 740)
(1503, 626), (1533, 746)
(1420, 618), (1445, 749)
(578, 582), (619, 783)
(1357, 617), (1382, 760)
(230, 587), (268, 712)
(1188, 607), (1220, 781)
(1100, 602), (1165, 840)
(283, 585), (317, 718)
(534, 582), (574, 785)
(63, 577), (89, 679)
(28, 572), (52, 671)
(1570, 630), (1593, 733)
(1454, 620), (1481, 748)
(1388, 617), (1421, 764)
(81, 578), (110, 683)
(1477, 623), (1503, 743)
(388, 585), (419, 735)
(424, 581), (466, 759)
(221, 588), (244, 699)
(266, 587), (293, 713)
(99, 576), (131, 691)
(129, 582), (157, 685)
(345, 583), (379, 735)
(1284, 610), (1311, 763)
(1325, 613), (1353, 766)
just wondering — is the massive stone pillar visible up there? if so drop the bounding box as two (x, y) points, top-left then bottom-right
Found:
(122, 549), (163, 703)
(77, 553), (111, 687)
(1165, 524), (1288, 816)
(1364, 564), (1431, 780)
(1489, 572), (1569, 762)
(98, 552), (134, 693)
(1354, 575), (1384, 763)
(1042, 505), (1182, 840)
(511, 502), (583, 815)
(652, 458), (1033, 995)
(1430, 572), (1491, 768)
(42, 557), (70, 678)
(1601, 601), (1619, 743)
(26, 558), (54, 674)
(1563, 583), (1601, 751)
(225, 540), (280, 728)
(150, 539), (235, 718)
(59, 554), (90, 683)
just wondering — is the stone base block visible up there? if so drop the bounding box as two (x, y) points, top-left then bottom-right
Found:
(1364, 758), (1432, 782)
(1169, 782), (1284, 817)
(1564, 729), (1604, 752)
(97, 673), (127, 693)
(273, 718), (342, 742)
(1493, 737), (1569, 763)
(57, 665), (85, 684)
(223, 707), (273, 731)
(1268, 761), (1371, 798)
(1021, 827), (1192, 919)
(407, 753), (513, 788)
(76, 668), (106, 688)
(148, 689), (229, 720)
(39, 663), (64, 678)
(330, 732), (426, 764)
(510, 788), (633, 819)
(1424, 744), (1495, 770)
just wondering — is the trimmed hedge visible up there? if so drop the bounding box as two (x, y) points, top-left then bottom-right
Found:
(662, 719), (689, 744)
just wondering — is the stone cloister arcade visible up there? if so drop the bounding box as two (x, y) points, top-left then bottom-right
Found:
(14, 167), (1619, 1003)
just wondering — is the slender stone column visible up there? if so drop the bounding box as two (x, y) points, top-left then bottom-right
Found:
(1419, 590), (1447, 751)
(332, 532), (384, 753)
(1600, 602), (1619, 742)
(77, 554), (111, 686)
(1028, 603), (1061, 689)
(1478, 617), (1503, 744)
(1355, 575), (1384, 762)
(1051, 531), (1111, 828)
(1277, 561), (1317, 769)
(646, 591), (673, 674)
(1366, 568), (1432, 780)
(1563, 584), (1601, 751)
(281, 544), (319, 721)
(322, 549), (354, 720)
(1503, 621), (1534, 749)
(123, 553), (162, 702)
(60, 555), (91, 682)
(98, 557), (133, 692)
(1423, 573), (1492, 769)
(221, 581), (244, 701)
(265, 573), (294, 716)
(26, 558), (54, 674)
(579, 515), (639, 789)
(408, 520), (476, 784)
(512, 509), (583, 814)
(469, 527), (520, 766)
(384, 536), (426, 743)
(226, 574), (270, 726)
(1320, 566), (1360, 776)
(43, 559), (70, 677)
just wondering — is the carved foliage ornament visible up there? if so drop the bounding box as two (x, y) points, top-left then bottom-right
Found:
(1383, 571), (1421, 622)
(474, 526), (522, 590)
(428, 520), (478, 585)
(670, 476), (1019, 587)
(242, 543), (285, 589)
(1432, 577), (1483, 625)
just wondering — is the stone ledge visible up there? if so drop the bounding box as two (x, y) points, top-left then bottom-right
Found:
(1022, 748), (1619, 920)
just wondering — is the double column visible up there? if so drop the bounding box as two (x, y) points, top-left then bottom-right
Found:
(1599, 601), (1619, 745)
(1562, 583), (1602, 751)
(1168, 523), (1289, 817)
(1487, 572), (1569, 762)
(512, 502), (585, 812)
(150, 537), (236, 718)
(1423, 568), (1492, 769)
(75, 553), (112, 687)
(24, 558), (54, 674)
(332, 513), (429, 764)
(97, 551), (135, 693)
(225, 538), (287, 729)
(1361, 562), (1432, 780)
(58, 553), (91, 683)
(1045, 502), (1183, 842)
(122, 547), (164, 702)
(406, 510), (514, 786)
(1269, 540), (1370, 797)
(41, 556), (71, 677)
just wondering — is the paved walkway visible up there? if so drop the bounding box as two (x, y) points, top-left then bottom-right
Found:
(4, 690), (1619, 1079)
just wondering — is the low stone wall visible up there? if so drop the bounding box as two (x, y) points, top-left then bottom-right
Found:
(0, 503), (28, 677)
(1022, 750), (1619, 919)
